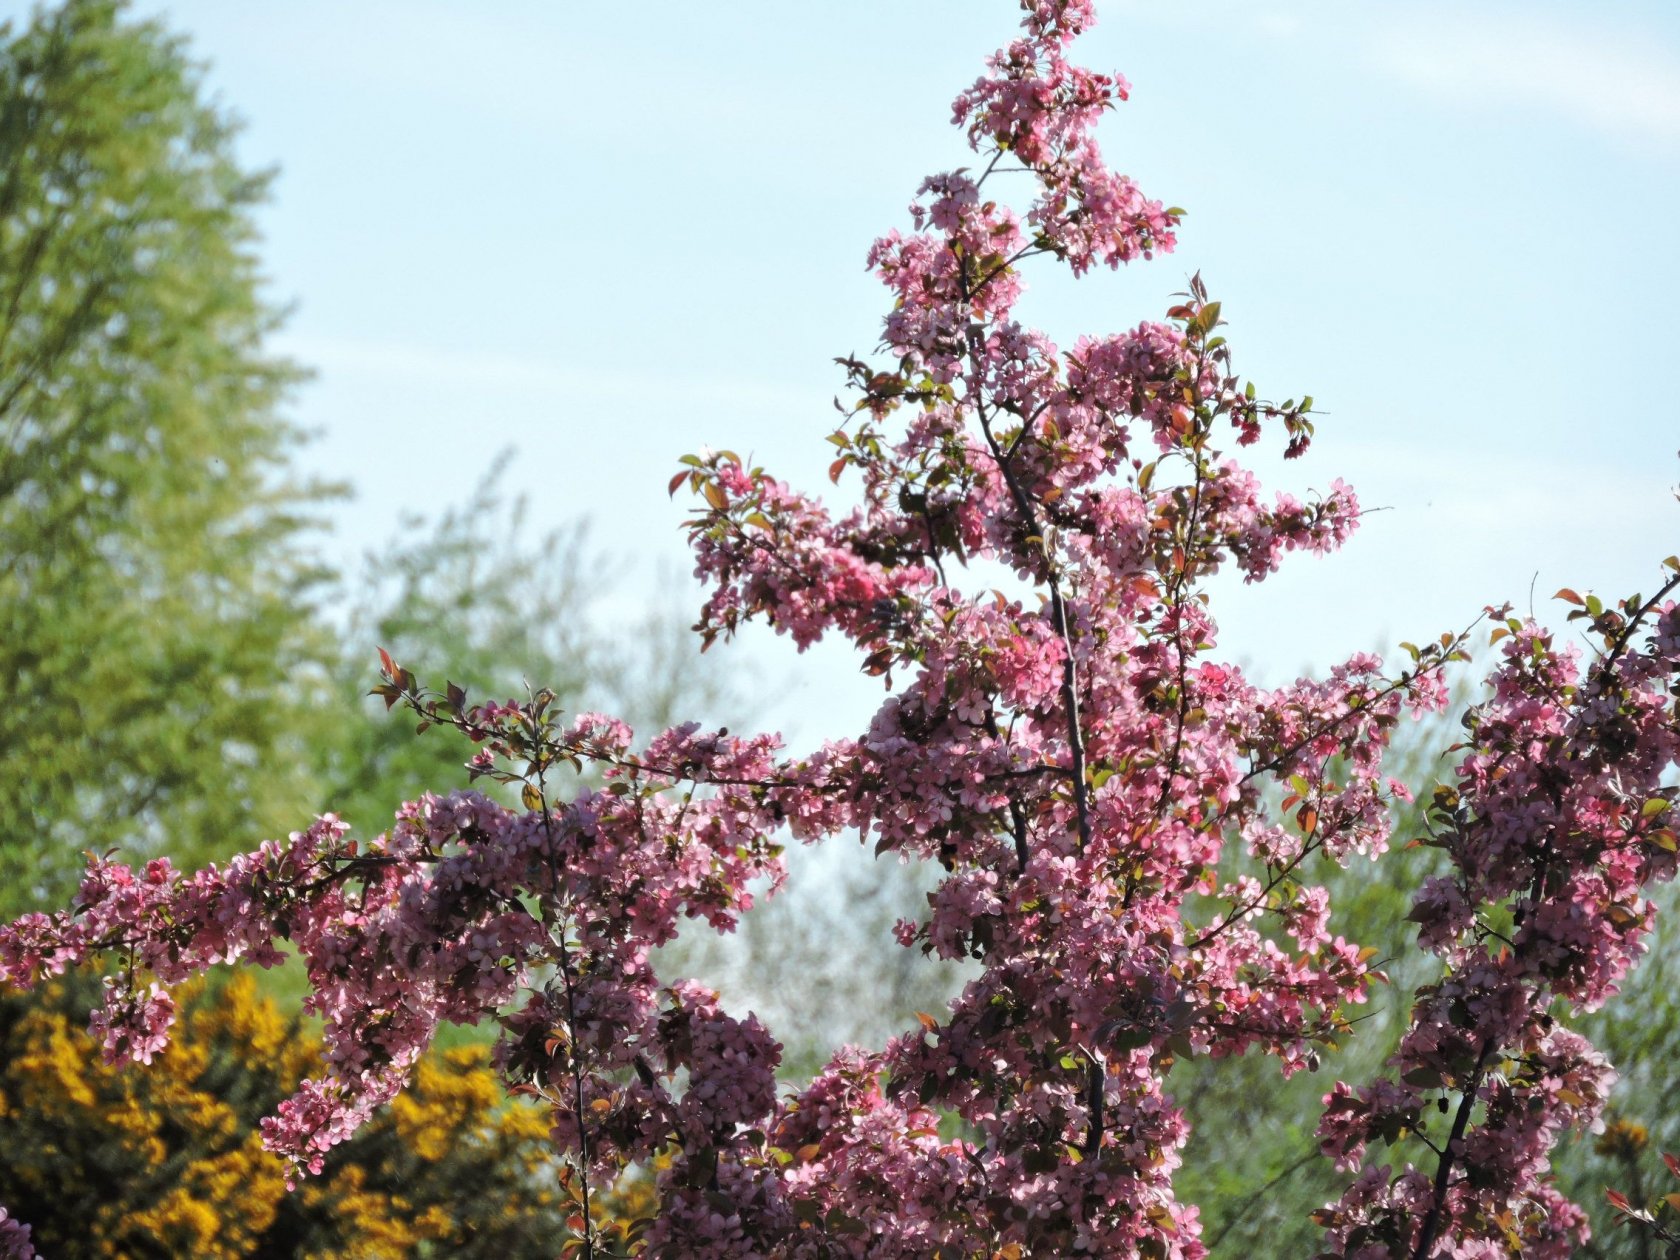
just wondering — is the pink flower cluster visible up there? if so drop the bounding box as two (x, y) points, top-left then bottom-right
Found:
(0, 1209), (32, 1260)
(0, 719), (823, 1189)
(951, 4), (1175, 275)
(1315, 612), (1680, 1257)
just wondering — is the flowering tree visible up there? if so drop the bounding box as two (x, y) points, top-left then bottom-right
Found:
(3, 1), (1677, 1256)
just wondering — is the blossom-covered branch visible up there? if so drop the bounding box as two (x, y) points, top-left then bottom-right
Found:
(1316, 577), (1680, 1258)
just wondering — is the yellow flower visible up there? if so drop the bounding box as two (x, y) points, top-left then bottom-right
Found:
(0, 969), (613, 1257)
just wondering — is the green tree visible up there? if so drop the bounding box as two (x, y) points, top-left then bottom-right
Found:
(0, 0), (341, 915)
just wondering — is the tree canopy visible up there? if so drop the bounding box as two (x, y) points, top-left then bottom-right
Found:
(0, 0), (340, 913)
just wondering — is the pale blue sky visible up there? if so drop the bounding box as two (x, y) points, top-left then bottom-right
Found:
(129, 0), (1680, 740)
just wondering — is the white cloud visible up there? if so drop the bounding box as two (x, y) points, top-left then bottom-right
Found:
(1374, 11), (1680, 151)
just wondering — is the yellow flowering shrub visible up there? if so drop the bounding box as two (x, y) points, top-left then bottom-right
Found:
(0, 970), (591, 1258)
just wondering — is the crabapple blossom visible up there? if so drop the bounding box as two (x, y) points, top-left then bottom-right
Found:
(1314, 608), (1679, 1258)
(3, 2), (1677, 1256)
(0, 1209), (32, 1260)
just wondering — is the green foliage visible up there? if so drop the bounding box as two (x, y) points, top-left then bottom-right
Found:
(1177, 877), (1680, 1259)
(313, 452), (738, 839)
(1561, 891), (1680, 1260)
(0, 0), (341, 915)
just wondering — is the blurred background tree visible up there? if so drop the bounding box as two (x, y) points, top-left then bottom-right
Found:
(0, 0), (730, 910)
(0, 0), (340, 915)
(313, 452), (736, 840)
(673, 842), (971, 1081)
